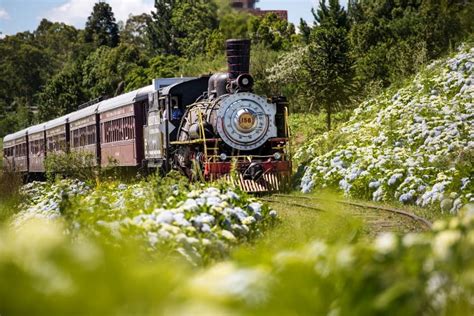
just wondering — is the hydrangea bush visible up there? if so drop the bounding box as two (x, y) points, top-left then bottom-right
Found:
(13, 180), (90, 228)
(298, 45), (474, 213)
(12, 177), (277, 265)
(172, 204), (474, 315)
(2, 201), (474, 314)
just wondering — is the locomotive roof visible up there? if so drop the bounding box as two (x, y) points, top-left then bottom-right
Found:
(160, 77), (205, 95)
(3, 129), (28, 142)
(68, 103), (100, 123)
(27, 123), (46, 135)
(98, 85), (155, 114)
(153, 77), (196, 90)
(45, 114), (70, 130)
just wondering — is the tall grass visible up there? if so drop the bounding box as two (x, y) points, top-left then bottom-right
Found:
(0, 168), (23, 222)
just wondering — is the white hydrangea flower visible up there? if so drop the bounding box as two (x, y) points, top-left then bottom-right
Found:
(432, 230), (461, 260)
(374, 232), (398, 254)
(335, 246), (354, 268)
(221, 230), (236, 242)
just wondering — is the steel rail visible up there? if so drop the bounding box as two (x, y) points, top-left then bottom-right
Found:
(260, 198), (325, 212)
(271, 194), (433, 229)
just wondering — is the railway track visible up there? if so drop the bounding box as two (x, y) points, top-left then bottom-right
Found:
(262, 194), (432, 235)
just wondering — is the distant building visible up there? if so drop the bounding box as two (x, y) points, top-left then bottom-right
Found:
(230, 0), (288, 21)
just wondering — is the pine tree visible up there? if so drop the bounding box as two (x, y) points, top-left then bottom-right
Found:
(306, 0), (353, 130)
(347, 0), (364, 25)
(121, 14), (152, 51)
(312, 0), (348, 29)
(147, 0), (180, 55)
(299, 18), (311, 44)
(84, 2), (120, 48)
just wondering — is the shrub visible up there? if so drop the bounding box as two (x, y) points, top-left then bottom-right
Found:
(12, 175), (278, 265)
(0, 169), (22, 222)
(44, 150), (98, 182)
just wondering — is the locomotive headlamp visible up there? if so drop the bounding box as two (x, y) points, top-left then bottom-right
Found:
(273, 152), (282, 160)
(236, 74), (254, 91)
(220, 153), (228, 161)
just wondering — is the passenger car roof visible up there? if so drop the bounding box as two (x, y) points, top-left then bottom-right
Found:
(3, 129), (28, 142)
(44, 114), (69, 130)
(27, 123), (46, 135)
(98, 85), (155, 114)
(68, 103), (100, 122)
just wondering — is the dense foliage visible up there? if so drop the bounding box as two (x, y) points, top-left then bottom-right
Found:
(271, 0), (473, 129)
(1, 0), (472, 137)
(298, 45), (474, 211)
(0, 0), (260, 136)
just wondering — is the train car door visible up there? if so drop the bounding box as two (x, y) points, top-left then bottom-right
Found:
(144, 91), (165, 168)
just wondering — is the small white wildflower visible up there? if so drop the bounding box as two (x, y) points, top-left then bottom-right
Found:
(242, 216), (256, 225)
(374, 232), (398, 254)
(432, 220), (447, 231)
(248, 202), (262, 213)
(432, 230), (461, 260)
(181, 198), (199, 211)
(402, 233), (427, 247)
(336, 246), (354, 268)
(226, 190), (239, 200)
(221, 230), (236, 241)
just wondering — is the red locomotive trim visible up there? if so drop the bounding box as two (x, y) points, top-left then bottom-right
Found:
(204, 160), (291, 176)
(268, 137), (289, 142)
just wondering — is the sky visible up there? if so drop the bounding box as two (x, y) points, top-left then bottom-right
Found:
(0, 0), (347, 37)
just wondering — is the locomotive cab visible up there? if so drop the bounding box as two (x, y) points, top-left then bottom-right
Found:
(143, 77), (210, 169)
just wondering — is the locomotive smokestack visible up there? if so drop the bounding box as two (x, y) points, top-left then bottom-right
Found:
(226, 39), (254, 92)
(226, 39), (251, 80)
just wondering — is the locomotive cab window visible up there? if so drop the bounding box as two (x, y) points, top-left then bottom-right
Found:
(169, 96), (183, 122)
(158, 97), (167, 121)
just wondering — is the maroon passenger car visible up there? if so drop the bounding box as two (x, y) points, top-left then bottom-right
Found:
(28, 124), (46, 173)
(68, 104), (101, 164)
(98, 86), (153, 167)
(2, 129), (28, 172)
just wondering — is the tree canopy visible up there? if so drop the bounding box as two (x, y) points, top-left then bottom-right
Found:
(0, 0), (473, 137)
(84, 2), (120, 48)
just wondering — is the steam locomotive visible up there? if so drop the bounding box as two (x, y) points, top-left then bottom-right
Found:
(2, 39), (291, 192)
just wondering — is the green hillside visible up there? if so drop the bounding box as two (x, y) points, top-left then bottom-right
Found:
(298, 45), (474, 212)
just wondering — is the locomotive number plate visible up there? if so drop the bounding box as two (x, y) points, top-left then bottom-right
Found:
(237, 111), (256, 132)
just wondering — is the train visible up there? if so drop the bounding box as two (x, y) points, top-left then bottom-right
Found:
(2, 39), (291, 192)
